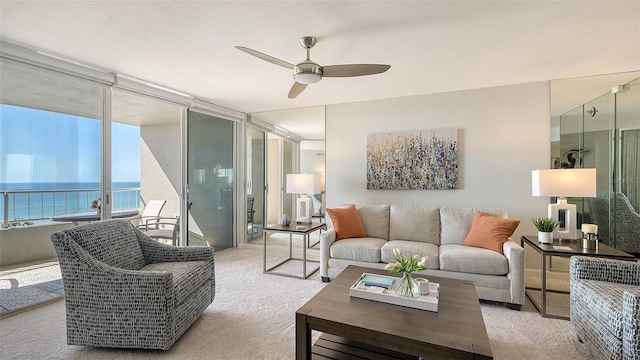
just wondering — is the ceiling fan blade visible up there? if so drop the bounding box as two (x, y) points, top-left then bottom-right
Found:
(288, 82), (308, 99)
(323, 64), (391, 77)
(235, 46), (294, 69)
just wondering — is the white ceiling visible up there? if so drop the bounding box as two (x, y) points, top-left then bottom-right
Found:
(1, 1), (639, 139)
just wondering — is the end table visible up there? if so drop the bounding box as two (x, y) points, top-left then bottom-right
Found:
(521, 235), (635, 319)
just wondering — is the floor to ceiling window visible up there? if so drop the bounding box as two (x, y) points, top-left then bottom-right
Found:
(0, 58), (106, 226)
(0, 45), (242, 267)
(111, 89), (183, 229)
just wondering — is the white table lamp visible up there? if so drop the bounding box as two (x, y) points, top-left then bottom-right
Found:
(532, 169), (597, 240)
(286, 174), (322, 223)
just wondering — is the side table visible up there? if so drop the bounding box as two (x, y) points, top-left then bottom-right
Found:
(521, 235), (635, 319)
(263, 222), (326, 279)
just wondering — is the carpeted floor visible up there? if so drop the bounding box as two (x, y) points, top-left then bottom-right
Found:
(0, 244), (590, 359)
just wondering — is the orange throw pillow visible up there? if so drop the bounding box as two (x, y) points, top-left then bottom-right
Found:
(463, 212), (520, 254)
(326, 205), (367, 240)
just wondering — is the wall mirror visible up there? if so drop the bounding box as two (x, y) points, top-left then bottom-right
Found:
(551, 71), (639, 255)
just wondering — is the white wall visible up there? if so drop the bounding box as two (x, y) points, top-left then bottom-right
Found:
(325, 82), (552, 240)
(300, 149), (325, 177)
(140, 123), (181, 218)
(0, 223), (69, 267)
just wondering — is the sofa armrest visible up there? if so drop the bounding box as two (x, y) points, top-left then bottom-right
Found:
(320, 229), (337, 279)
(135, 229), (215, 295)
(137, 230), (214, 263)
(503, 237), (525, 305)
(570, 256), (640, 286)
(623, 289), (640, 360)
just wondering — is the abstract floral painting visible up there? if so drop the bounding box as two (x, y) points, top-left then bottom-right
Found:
(366, 128), (458, 190)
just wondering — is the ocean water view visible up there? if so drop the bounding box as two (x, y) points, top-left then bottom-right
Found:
(1, 182), (140, 224)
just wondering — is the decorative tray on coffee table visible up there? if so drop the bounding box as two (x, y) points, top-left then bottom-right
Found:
(349, 272), (440, 312)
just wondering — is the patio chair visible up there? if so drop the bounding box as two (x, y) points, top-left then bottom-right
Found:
(132, 199), (166, 229)
(247, 197), (255, 236)
(141, 216), (180, 246)
(50, 219), (214, 350)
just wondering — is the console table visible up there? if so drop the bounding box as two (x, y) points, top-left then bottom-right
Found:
(263, 222), (326, 279)
(521, 235), (635, 319)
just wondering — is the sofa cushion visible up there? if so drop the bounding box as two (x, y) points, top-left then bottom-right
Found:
(462, 212), (520, 254)
(439, 244), (509, 275)
(381, 240), (439, 269)
(142, 260), (212, 305)
(326, 205), (367, 240)
(389, 205), (440, 245)
(572, 279), (634, 339)
(330, 237), (387, 263)
(356, 204), (391, 240)
(440, 207), (507, 245)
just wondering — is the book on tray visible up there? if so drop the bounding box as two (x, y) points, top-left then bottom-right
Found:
(361, 274), (395, 289)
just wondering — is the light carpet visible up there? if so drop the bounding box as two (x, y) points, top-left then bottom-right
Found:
(0, 244), (590, 359)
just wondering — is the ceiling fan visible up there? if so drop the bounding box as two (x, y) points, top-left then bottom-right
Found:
(236, 36), (391, 98)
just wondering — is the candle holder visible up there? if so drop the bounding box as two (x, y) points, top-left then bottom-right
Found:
(581, 233), (599, 250)
(581, 223), (599, 250)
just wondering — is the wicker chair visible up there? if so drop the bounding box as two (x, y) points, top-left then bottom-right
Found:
(50, 219), (215, 350)
(570, 256), (640, 360)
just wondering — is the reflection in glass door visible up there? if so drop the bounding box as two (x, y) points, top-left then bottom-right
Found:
(282, 140), (296, 220)
(246, 123), (266, 241)
(187, 110), (234, 250)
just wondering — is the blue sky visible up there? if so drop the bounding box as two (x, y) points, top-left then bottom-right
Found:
(0, 104), (140, 183)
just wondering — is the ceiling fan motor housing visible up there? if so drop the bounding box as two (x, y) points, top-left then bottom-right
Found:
(294, 60), (322, 84)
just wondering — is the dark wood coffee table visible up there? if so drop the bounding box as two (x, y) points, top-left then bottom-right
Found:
(296, 265), (492, 360)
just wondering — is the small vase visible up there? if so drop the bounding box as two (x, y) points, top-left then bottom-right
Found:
(280, 213), (291, 226)
(393, 272), (420, 299)
(538, 231), (553, 244)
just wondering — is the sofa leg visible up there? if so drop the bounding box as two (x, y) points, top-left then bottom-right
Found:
(321, 276), (331, 283)
(507, 303), (522, 311)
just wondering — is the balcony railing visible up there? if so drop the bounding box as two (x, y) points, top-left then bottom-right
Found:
(1, 188), (140, 228)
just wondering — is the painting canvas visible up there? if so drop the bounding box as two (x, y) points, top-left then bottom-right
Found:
(366, 128), (458, 190)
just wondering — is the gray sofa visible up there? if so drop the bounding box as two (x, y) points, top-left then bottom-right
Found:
(51, 219), (215, 350)
(570, 256), (640, 360)
(320, 204), (524, 309)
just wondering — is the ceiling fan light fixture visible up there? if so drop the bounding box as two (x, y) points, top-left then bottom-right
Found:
(293, 62), (322, 84)
(294, 72), (322, 84)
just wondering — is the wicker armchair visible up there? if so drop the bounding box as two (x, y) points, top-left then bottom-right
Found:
(570, 256), (640, 360)
(50, 219), (215, 350)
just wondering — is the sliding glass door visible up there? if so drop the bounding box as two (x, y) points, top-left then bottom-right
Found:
(186, 110), (235, 250)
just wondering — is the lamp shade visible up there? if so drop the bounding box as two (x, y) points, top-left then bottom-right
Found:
(286, 174), (322, 195)
(531, 169), (597, 198)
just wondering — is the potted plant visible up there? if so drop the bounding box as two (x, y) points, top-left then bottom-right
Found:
(531, 217), (559, 244)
